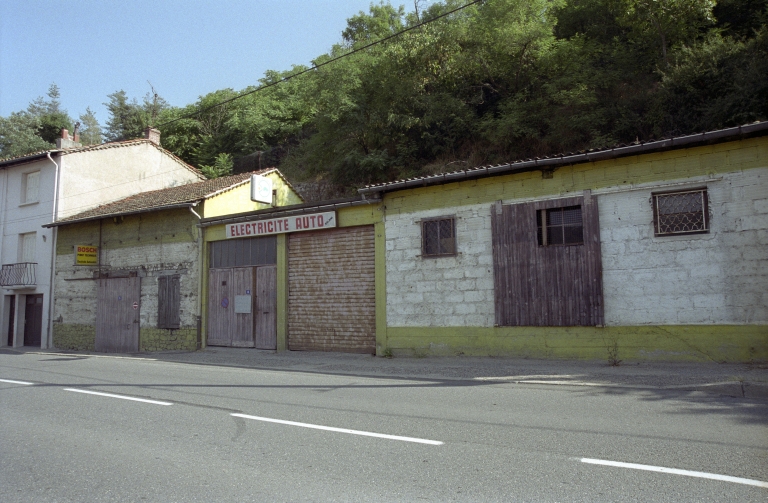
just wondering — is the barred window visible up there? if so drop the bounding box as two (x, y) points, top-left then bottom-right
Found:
(537, 206), (583, 246)
(652, 188), (708, 236)
(422, 217), (456, 257)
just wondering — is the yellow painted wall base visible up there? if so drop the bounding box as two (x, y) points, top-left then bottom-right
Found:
(385, 325), (768, 363)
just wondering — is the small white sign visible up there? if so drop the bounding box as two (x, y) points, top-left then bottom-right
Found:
(251, 175), (273, 204)
(234, 295), (252, 314)
(226, 211), (337, 239)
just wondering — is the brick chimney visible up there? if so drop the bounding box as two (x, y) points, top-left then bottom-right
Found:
(56, 128), (82, 149)
(144, 127), (161, 146)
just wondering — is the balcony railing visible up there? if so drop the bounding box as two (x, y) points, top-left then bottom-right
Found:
(0, 262), (37, 287)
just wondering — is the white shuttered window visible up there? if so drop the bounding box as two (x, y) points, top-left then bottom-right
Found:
(20, 233), (36, 262)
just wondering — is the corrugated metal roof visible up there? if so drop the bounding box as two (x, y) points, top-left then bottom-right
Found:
(46, 169), (282, 227)
(0, 138), (204, 178)
(358, 121), (768, 194)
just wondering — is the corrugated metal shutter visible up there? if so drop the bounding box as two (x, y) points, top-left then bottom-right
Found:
(288, 226), (375, 353)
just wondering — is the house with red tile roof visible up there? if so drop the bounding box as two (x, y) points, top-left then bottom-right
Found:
(1, 128), (205, 350)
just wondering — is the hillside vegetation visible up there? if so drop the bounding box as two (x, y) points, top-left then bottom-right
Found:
(3, 0), (766, 195)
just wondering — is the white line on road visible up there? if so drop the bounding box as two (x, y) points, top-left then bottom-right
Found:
(64, 388), (173, 406)
(580, 458), (768, 488)
(232, 413), (443, 445)
(0, 378), (34, 385)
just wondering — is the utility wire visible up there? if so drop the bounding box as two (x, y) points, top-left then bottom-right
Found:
(157, 0), (485, 127)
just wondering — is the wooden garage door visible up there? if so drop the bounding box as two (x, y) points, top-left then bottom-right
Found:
(288, 226), (375, 353)
(96, 277), (140, 353)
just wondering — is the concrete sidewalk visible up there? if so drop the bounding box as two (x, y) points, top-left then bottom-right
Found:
(9, 346), (768, 400)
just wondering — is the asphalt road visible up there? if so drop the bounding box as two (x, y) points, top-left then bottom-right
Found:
(1, 352), (766, 502)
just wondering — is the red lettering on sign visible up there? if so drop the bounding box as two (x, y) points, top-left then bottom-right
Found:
(258, 222), (264, 233)
(245, 223), (251, 235)
(267, 221), (274, 233)
(284, 219), (289, 231)
(295, 217), (302, 230)
(318, 216), (325, 227)
(302, 216), (310, 229)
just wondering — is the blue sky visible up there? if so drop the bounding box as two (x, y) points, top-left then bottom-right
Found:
(1, 0), (411, 125)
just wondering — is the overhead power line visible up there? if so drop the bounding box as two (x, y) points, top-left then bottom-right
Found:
(157, 0), (485, 127)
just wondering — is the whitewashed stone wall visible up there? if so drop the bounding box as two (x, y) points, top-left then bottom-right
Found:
(385, 168), (768, 327)
(600, 168), (768, 325)
(54, 240), (200, 328)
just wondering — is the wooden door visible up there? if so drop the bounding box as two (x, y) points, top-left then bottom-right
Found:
(207, 268), (232, 346)
(23, 294), (43, 346)
(231, 267), (255, 347)
(96, 277), (140, 352)
(255, 266), (277, 349)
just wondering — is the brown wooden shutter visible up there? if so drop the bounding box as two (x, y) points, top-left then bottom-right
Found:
(158, 275), (181, 329)
(491, 193), (603, 326)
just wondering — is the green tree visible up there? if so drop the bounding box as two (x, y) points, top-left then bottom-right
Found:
(78, 107), (102, 145)
(104, 89), (168, 141)
(199, 152), (234, 179)
(0, 112), (52, 159)
(27, 84), (73, 144)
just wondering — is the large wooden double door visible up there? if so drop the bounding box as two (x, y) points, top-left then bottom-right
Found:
(207, 266), (276, 349)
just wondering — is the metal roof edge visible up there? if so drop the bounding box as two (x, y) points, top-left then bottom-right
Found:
(358, 121), (768, 195)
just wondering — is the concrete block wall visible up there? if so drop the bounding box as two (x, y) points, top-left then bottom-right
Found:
(385, 168), (768, 327)
(600, 168), (768, 325)
(385, 205), (496, 327)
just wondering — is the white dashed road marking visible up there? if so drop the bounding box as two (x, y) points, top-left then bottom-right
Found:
(581, 458), (768, 488)
(0, 378), (34, 385)
(232, 413), (443, 445)
(64, 388), (173, 406)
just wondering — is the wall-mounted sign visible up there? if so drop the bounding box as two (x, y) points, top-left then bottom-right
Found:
(225, 211), (337, 239)
(74, 245), (98, 265)
(251, 174), (273, 204)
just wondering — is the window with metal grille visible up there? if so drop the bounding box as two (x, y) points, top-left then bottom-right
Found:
(537, 206), (583, 246)
(652, 188), (708, 236)
(157, 275), (181, 329)
(422, 217), (456, 257)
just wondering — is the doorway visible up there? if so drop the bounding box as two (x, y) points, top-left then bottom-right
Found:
(23, 294), (43, 347)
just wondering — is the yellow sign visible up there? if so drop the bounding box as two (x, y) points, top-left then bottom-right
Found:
(74, 245), (98, 265)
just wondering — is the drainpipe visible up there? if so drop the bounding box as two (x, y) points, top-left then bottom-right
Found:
(45, 153), (61, 349)
(189, 204), (204, 349)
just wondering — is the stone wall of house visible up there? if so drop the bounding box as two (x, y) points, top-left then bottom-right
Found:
(600, 168), (768, 325)
(52, 209), (201, 351)
(385, 205), (495, 327)
(385, 168), (767, 327)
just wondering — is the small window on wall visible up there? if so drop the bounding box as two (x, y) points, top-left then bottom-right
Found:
(652, 188), (709, 236)
(422, 217), (456, 257)
(537, 206), (583, 246)
(22, 171), (40, 204)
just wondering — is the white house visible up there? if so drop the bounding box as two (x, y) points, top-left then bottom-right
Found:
(0, 129), (204, 350)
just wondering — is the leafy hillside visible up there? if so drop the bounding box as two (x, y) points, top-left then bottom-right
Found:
(4, 0), (765, 196)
